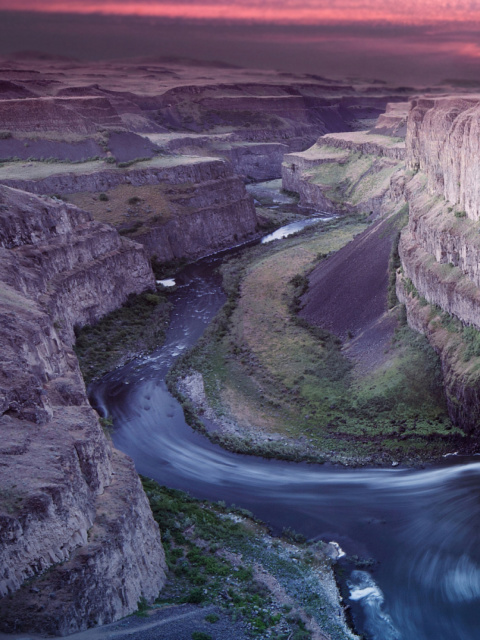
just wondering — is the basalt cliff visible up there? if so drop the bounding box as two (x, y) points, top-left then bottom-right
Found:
(0, 186), (166, 635)
(281, 92), (480, 437)
(396, 95), (480, 433)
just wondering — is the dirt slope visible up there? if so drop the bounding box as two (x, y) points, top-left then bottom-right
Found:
(300, 214), (399, 341)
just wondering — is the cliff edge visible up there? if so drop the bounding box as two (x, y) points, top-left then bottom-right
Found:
(0, 186), (166, 635)
(398, 96), (480, 434)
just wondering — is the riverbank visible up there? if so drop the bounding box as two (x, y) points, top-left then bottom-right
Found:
(169, 213), (465, 466)
(141, 478), (358, 640)
(75, 289), (171, 383)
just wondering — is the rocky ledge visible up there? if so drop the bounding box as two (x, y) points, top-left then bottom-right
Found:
(281, 124), (405, 216)
(397, 96), (480, 434)
(0, 155), (258, 264)
(0, 186), (166, 635)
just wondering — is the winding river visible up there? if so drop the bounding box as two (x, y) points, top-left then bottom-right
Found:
(91, 190), (480, 640)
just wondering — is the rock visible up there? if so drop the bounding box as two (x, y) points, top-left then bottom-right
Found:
(0, 186), (166, 635)
(282, 128), (405, 216)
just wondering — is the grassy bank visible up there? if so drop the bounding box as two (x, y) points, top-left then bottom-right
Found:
(142, 477), (358, 640)
(170, 216), (460, 464)
(74, 289), (171, 383)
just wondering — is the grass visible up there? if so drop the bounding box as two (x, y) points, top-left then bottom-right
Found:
(74, 289), (171, 383)
(289, 141), (404, 213)
(170, 214), (457, 464)
(396, 273), (480, 436)
(141, 478), (355, 640)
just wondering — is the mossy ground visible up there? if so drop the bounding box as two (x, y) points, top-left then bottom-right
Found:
(142, 478), (356, 640)
(300, 147), (403, 210)
(171, 216), (460, 464)
(74, 290), (171, 383)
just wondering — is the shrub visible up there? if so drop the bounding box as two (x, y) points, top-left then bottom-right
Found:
(0, 131), (12, 139)
(192, 633), (212, 640)
(128, 195), (141, 205)
(204, 613), (220, 623)
(99, 192), (109, 201)
(184, 588), (205, 604)
(455, 210), (467, 218)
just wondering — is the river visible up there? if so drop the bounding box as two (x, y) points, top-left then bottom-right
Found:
(91, 185), (480, 640)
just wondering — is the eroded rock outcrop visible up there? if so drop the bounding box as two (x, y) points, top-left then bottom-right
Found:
(282, 127), (405, 217)
(398, 96), (480, 433)
(0, 186), (166, 635)
(0, 156), (258, 263)
(406, 95), (480, 221)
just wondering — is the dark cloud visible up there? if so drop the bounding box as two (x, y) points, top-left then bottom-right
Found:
(0, 11), (479, 84)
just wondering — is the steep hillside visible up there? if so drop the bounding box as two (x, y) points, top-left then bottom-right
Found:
(398, 95), (480, 434)
(282, 128), (405, 217)
(0, 187), (166, 635)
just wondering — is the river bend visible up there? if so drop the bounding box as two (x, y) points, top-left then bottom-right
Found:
(91, 229), (480, 640)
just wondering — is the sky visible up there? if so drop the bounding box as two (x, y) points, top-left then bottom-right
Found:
(1, 1), (480, 84)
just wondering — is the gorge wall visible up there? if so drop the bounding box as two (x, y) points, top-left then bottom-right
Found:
(281, 110), (407, 218)
(0, 156), (258, 263)
(397, 95), (480, 433)
(280, 95), (480, 435)
(0, 186), (166, 635)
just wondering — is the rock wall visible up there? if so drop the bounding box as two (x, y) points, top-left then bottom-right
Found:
(406, 95), (480, 221)
(399, 96), (480, 433)
(0, 186), (166, 635)
(0, 157), (259, 264)
(281, 129), (405, 216)
(0, 96), (122, 133)
(0, 156), (232, 195)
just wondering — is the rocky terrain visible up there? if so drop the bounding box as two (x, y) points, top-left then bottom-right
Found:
(0, 57), (410, 264)
(396, 95), (480, 433)
(2, 53), (480, 637)
(281, 92), (480, 437)
(0, 186), (166, 634)
(281, 103), (408, 217)
(0, 57), (411, 636)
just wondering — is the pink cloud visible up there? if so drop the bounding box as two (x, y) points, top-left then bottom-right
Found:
(3, 0), (480, 25)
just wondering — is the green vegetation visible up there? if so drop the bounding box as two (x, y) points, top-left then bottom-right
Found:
(170, 214), (456, 464)
(463, 326), (480, 360)
(74, 290), (171, 382)
(142, 478), (354, 640)
(204, 613), (220, 623)
(305, 149), (403, 210)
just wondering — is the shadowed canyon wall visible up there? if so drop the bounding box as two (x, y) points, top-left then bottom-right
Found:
(0, 186), (166, 635)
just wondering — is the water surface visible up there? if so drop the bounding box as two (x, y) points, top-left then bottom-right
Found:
(91, 202), (480, 640)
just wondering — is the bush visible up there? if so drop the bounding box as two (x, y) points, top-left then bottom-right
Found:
(184, 588), (205, 604)
(192, 633), (212, 640)
(99, 192), (109, 201)
(204, 613), (220, 623)
(455, 210), (467, 218)
(0, 131), (12, 139)
(128, 195), (141, 205)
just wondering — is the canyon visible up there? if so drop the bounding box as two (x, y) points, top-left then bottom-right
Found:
(0, 57), (404, 635)
(1, 53), (480, 639)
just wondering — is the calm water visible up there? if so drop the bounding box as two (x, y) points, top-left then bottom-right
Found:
(91, 216), (480, 640)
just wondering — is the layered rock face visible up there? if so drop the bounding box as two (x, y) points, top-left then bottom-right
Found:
(398, 96), (480, 432)
(0, 156), (258, 262)
(281, 126), (406, 217)
(406, 95), (480, 221)
(0, 186), (166, 634)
